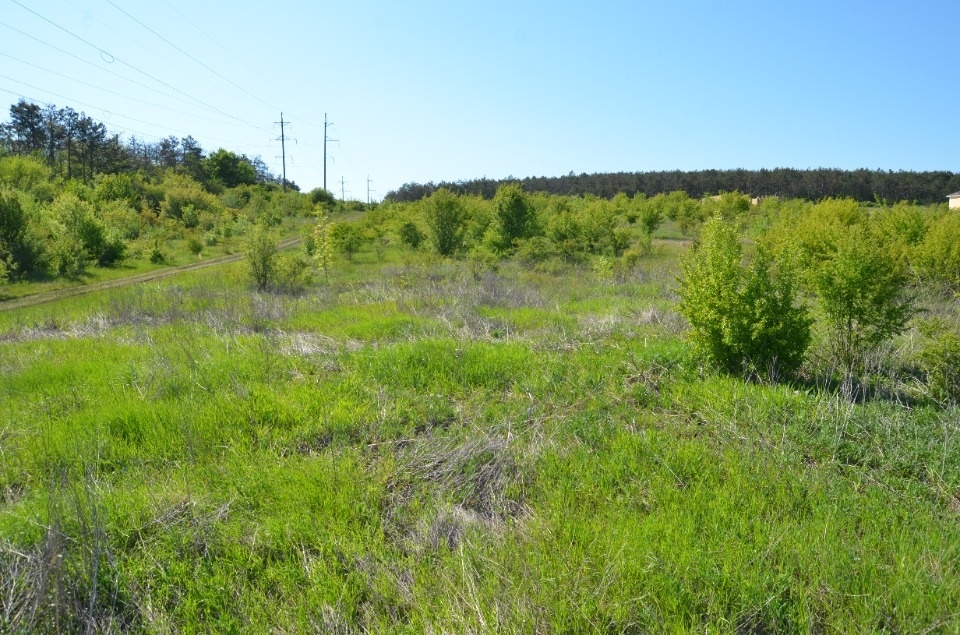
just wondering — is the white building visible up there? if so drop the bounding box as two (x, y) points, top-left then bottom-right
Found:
(949, 192), (960, 209)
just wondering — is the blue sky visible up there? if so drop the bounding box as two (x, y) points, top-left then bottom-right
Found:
(1, 0), (957, 199)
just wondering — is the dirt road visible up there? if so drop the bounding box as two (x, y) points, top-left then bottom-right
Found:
(0, 236), (301, 312)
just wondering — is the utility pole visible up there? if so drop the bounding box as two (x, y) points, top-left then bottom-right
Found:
(367, 175), (375, 205)
(324, 113), (338, 192)
(275, 113), (288, 192)
(340, 176), (346, 202)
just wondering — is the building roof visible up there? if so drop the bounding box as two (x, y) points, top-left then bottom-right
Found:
(949, 192), (960, 198)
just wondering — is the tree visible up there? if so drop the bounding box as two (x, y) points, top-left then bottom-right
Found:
(0, 189), (40, 277)
(205, 149), (257, 188)
(180, 136), (206, 182)
(309, 187), (336, 206)
(423, 188), (466, 256)
(634, 193), (663, 235)
(398, 220), (425, 249)
(60, 107), (79, 178)
(9, 100), (45, 155)
(678, 216), (811, 380)
(313, 209), (334, 282)
(331, 222), (365, 261)
(494, 183), (538, 249)
(157, 136), (181, 168)
(810, 226), (914, 397)
(246, 225), (278, 291)
(42, 104), (65, 169)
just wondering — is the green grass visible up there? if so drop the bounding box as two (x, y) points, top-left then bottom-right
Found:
(1, 241), (958, 633)
(0, 215), (308, 303)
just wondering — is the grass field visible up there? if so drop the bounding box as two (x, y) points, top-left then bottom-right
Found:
(1, 240), (958, 633)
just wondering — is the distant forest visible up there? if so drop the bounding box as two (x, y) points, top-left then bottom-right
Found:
(386, 168), (960, 205)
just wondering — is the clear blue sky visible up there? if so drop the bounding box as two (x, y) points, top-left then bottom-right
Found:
(2, 0), (958, 199)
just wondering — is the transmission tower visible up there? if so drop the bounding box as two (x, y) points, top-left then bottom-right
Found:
(275, 113), (288, 192)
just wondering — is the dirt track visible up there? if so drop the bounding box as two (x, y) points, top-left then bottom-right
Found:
(0, 236), (301, 312)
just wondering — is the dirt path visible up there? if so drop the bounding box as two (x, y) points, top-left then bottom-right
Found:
(0, 236), (301, 312)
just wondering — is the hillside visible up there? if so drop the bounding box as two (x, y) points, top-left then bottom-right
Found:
(2, 190), (959, 632)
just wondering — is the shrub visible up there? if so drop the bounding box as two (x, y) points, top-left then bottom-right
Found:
(657, 191), (702, 233)
(273, 252), (312, 293)
(424, 188), (466, 256)
(312, 210), (334, 282)
(309, 187), (336, 206)
(187, 236), (203, 256)
(810, 226), (914, 395)
(514, 236), (556, 265)
(702, 191), (751, 221)
(678, 216), (811, 379)
(467, 243), (501, 278)
(93, 173), (141, 208)
(98, 232), (126, 266)
(398, 220), (425, 249)
(494, 184), (538, 249)
(915, 319), (960, 405)
(331, 222), (366, 261)
(246, 225), (277, 291)
(0, 189), (42, 277)
(636, 193), (663, 234)
(912, 212), (960, 288)
(148, 239), (171, 264)
(546, 211), (585, 263)
(50, 193), (125, 266)
(49, 233), (89, 277)
(160, 173), (223, 222)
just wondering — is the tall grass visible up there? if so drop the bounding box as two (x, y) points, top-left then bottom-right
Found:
(1, 244), (958, 632)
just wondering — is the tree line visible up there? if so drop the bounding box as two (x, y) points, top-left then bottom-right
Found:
(0, 99), (286, 190)
(386, 168), (960, 205)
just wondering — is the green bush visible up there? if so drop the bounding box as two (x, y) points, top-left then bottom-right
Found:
(912, 212), (960, 288)
(398, 220), (425, 249)
(246, 225), (277, 291)
(424, 188), (466, 256)
(514, 236), (555, 265)
(678, 216), (811, 379)
(187, 236), (203, 256)
(546, 211), (585, 263)
(50, 193), (125, 266)
(331, 222), (366, 261)
(273, 251), (312, 293)
(49, 232), (89, 277)
(148, 241), (170, 265)
(916, 319), (960, 405)
(0, 188), (42, 277)
(636, 192), (663, 234)
(160, 173), (223, 222)
(810, 226), (914, 392)
(494, 184), (538, 249)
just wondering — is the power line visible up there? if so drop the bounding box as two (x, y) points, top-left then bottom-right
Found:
(153, 1), (330, 134)
(6, 0), (270, 133)
(0, 80), (274, 152)
(0, 86), (166, 142)
(0, 19), (227, 116)
(0, 52), (269, 130)
(103, 0), (282, 113)
(156, 0), (329, 130)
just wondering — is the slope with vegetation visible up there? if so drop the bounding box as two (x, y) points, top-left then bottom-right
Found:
(0, 100), (344, 303)
(2, 182), (960, 632)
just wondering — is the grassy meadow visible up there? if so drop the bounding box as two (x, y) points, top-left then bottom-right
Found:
(1, 208), (960, 633)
